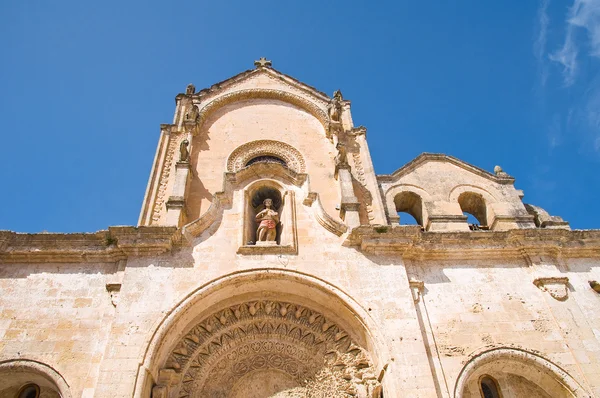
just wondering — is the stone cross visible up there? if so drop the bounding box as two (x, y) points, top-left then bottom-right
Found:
(254, 57), (272, 68)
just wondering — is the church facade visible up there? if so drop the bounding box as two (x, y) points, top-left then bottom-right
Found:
(1, 59), (599, 398)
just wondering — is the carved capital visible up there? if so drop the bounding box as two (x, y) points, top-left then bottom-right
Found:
(533, 277), (569, 301)
(166, 196), (185, 210)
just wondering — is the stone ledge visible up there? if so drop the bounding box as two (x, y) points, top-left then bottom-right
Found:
(237, 244), (297, 255)
(0, 226), (178, 264)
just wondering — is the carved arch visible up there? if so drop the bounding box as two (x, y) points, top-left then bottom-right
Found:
(227, 140), (306, 174)
(0, 359), (72, 398)
(454, 347), (590, 398)
(134, 269), (393, 397)
(197, 89), (330, 132)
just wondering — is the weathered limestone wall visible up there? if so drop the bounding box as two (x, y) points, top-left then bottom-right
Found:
(0, 262), (118, 397)
(407, 257), (600, 397)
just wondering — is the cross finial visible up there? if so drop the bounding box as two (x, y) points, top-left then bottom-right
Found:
(254, 57), (272, 68)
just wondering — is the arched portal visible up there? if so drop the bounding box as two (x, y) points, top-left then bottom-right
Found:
(136, 269), (391, 398)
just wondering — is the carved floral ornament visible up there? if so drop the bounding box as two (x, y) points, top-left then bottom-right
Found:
(159, 300), (382, 398)
(227, 140), (306, 174)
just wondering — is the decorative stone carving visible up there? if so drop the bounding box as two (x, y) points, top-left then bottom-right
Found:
(335, 142), (349, 169)
(493, 165), (509, 177)
(179, 139), (189, 162)
(255, 198), (279, 243)
(152, 135), (179, 223)
(328, 90), (343, 122)
(227, 140), (306, 173)
(162, 300), (380, 398)
(254, 57), (272, 68)
(533, 277), (570, 301)
(185, 84), (195, 95)
(197, 89), (329, 133)
(185, 104), (199, 123)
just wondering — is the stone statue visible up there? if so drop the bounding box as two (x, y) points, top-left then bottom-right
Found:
(179, 139), (189, 162)
(494, 165), (508, 177)
(328, 90), (343, 122)
(335, 142), (349, 167)
(185, 84), (195, 95)
(186, 104), (199, 122)
(255, 198), (279, 242)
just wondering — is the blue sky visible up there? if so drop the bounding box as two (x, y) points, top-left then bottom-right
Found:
(1, 0), (599, 232)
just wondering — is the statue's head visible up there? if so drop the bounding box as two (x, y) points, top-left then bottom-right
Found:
(263, 198), (273, 208)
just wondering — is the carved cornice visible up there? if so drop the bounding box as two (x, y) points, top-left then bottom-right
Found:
(197, 89), (329, 133)
(346, 226), (600, 260)
(0, 227), (178, 264)
(377, 153), (515, 185)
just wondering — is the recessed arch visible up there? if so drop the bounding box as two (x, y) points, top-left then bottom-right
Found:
(134, 269), (393, 398)
(227, 140), (306, 174)
(384, 184), (431, 227)
(454, 347), (590, 398)
(0, 359), (72, 398)
(197, 89), (330, 132)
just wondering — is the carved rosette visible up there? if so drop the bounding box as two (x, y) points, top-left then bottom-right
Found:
(227, 140), (306, 174)
(162, 300), (380, 397)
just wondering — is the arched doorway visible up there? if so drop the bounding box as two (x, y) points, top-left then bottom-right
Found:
(136, 270), (390, 398)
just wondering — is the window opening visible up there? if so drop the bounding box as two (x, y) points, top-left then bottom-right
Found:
(480, 376), (501, 398)
(245, 155), (287, 168)
(394, 191), (424, 228)
(458, 192), (488, 230)
(17, 384), (40, 398)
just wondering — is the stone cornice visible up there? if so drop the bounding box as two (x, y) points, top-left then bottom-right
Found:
(377, 153), (515, 185)
(0, 226), (178, 264)
(2, 226), (599, 264)
(346, 226), (600, 260)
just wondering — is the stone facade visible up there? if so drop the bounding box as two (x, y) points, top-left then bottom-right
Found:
(1, 60), (599, 398)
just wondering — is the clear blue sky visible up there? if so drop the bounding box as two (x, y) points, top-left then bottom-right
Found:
(1, 0), (599, 232)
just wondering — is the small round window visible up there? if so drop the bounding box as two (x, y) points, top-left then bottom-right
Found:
(17, 384), (40, 398)
(245, 155), (287, 168)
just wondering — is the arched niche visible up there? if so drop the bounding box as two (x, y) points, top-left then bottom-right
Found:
(239, 179), (297, 254)
(454, 347), (590, 398)
(134, 269), (393, 398)
(0, 359), (72, 398)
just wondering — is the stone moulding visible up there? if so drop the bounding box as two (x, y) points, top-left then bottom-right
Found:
(226, 140), (307, 174)
(533, 276), (570, 301)
(2, 226), (600, 265)
(377, 153), (515, 185)
(304, 192), (348, 237)
(0, 226), (178, 264)
(0, 359), (73, 398)
(453, 346), (591, 398)
(197, 88), (330, 133)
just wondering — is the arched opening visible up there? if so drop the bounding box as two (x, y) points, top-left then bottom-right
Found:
(17, 384), (40, 398)
(394, 191), (424, 227)
(0, 360), (70, 398)
(137, 270), (391, 398)
(479, 376), (501, 398)
(245, 155), (287, 168)
(458, 192), (488, 230)
(454, 347), (589, 398)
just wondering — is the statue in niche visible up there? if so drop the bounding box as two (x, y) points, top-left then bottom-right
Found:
(179, 139), (189, 162)
(255, 198), (279, 242)
(185, 104), (199, 122)
(328, 89), (343, 122)
(185, 83), (195, 95)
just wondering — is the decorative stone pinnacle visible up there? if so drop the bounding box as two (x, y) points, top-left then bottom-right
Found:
(254, 57), (272, 68)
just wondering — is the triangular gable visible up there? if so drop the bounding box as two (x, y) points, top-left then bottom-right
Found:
(192, 66), (331, 105)
(377, 153), (515, 185)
